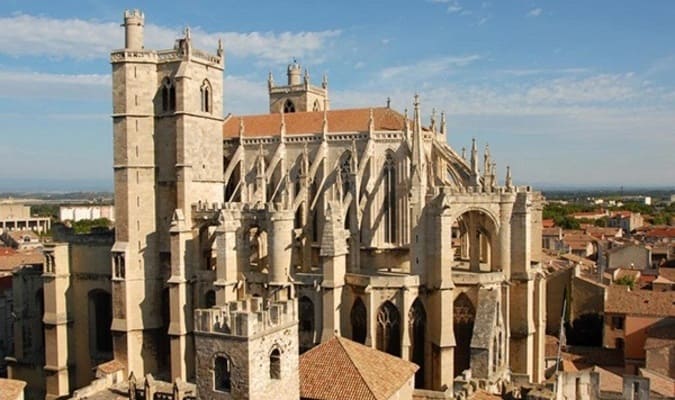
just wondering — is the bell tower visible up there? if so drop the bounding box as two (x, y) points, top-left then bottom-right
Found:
(268, 60), (329, 113)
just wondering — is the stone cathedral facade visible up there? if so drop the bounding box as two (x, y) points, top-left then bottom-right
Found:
(33, 10), (548, 399)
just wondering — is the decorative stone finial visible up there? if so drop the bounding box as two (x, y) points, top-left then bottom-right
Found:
(238, 118), (245, 137)
(217, 38), (224, 57)
(322, 72), (328, 89)
(268, 71), (274, 89)
(386, 97), (391, 108)
(506, 165), (513, 189)
(440, 111), (447, 136)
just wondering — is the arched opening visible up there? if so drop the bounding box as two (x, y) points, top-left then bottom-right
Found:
(452, 210), (498, 272)
(298, 296), (315, 353)
(248, 226), (268, 272)
(376, 301), (401, 357)
(214, 355), (232, 392)
(339, 151), (352, 198)
(201, 80), (212, 113)
(269, 348), (281, 379)
(88, 290), (113, 355)
(453, 293), (475, 377)
(161, 77), (175, 112)
(409, 298), (426, 388)
(283, 99), (296, 113)
(313, 99), (321, 111)
(350, 297), (367, 344)
(383, 152), (397, 243)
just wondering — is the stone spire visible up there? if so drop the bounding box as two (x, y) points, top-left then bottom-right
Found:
(461, 147), (466, 160)
(412, 95), (425, 182)
(470, 138), (478, 175)
(440, 111), (447, 138)
(470, 138), (480, 188)
(238, 118), (245, 138)
(410, 94), (427, 208)
(217, 38), (224, 58)
(322, 72), (328, 89)
(368, 108), (375, 135)
(268, 71), (274, 90)
(304, 68), (310, 87)
(505, 165), (513, 191)
(430, 108), (437, 133)
(483, 143), (491, 178)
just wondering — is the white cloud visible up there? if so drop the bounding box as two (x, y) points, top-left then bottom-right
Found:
(379, 54), (482, 80)
(428, 0), (462, 13)
(527, 8), (543, 17)
(0, 70), (111, 99)
(0, 14), (340, 63)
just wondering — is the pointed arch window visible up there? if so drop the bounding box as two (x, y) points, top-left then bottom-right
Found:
(376, 301), (401, 357)
(383, 153), (397, 243)
(201, 80), (212, 113)
(312, 99), (321, 112)
(161, 77), (176, 112)
(409, 298), (426, 388)
(351, 298), (367, 344)
(283, 99), (296, 113)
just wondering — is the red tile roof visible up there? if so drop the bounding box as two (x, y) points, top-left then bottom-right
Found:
(299, 336), (418, 400)
(223, 107), (413, 138)
(605, 285), (675, 317)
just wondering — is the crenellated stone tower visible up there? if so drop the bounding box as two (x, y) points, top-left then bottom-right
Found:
(193, 297), (299, 399)
(110, 9), (224, 380)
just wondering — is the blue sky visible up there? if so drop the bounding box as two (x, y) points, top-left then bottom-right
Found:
(0, 0), (674, 191)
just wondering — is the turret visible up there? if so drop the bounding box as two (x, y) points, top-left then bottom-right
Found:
(122, 9), (144, 50)
(287, 60), (302, 85)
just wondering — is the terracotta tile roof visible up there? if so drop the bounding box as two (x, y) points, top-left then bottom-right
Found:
(0, 250), (43, 271)
(0, 246), (16, 256)
(645, 227), (675, 239)
(299, 336), (418, 400)
(0, 378), (26, 400)
(605, 285), (675, 317)
(223, 107), (414, 138)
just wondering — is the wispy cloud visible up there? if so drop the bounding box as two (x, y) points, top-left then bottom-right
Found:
(0, 70), (111, 99)
(527, 8), (543, 17)
(429, 0), (463, 14)
(0, 14), (340, 63)
(379, 54), (482, 80)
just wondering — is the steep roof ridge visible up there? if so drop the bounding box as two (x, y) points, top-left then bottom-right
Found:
(336, 336), (380, 400)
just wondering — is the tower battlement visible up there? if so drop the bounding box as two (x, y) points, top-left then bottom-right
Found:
(194, 297), (297, 337)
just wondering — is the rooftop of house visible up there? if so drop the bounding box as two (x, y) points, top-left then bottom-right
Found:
(605, 285), (675, 317)
(0, 249), (43, 271)
(299, 335), (418, 400)
(223, 107), (428, 138)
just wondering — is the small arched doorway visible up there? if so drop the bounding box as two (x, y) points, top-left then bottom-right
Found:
(409, 298), (426, 388)
(453, 293), (475, 377)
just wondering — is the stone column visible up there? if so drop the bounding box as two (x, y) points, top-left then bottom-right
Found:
(43, 244), (70, 400)
(168, 210), (193, 381)
(214, 210), (241, 305)
(269, 208), (294, 285)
